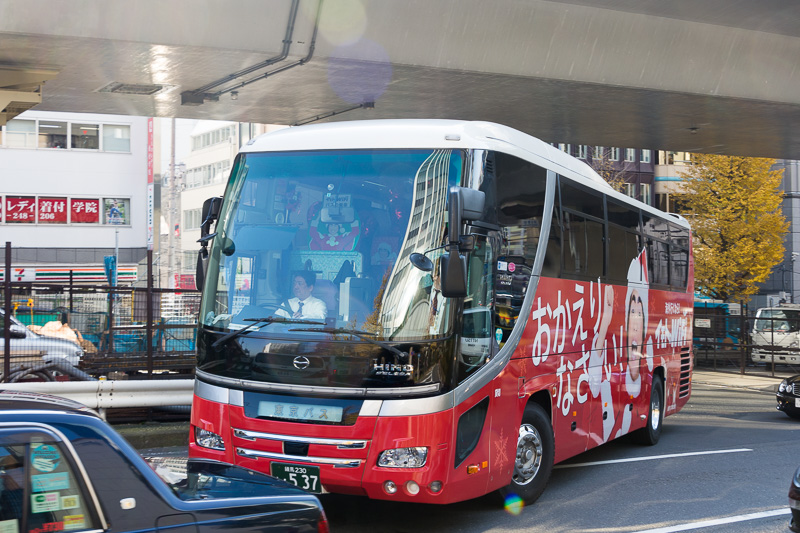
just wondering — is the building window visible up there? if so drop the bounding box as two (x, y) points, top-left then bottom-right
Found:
(191, 125), (234, 151)
(104, 198), (130, 225)
(640, 183), (651, 205)
(5, 196), (37, 223)
(558, 143), (571, 154)
(38, 120), (68, 149)
(625, 148), (635, 162)
(4, 119), (131, 152)
(184, 208), (202, 230)
(4, 119), (36, 148)
(609, 147), (620, 161)
(103, 124), (131, 152)
(594, 146), (604, 159)
(71, 123), (99, 150)
(622, 182), (635, 198)
(71, 198), (101, 223)
(578, 145), (588, 159)
(641, 149), (652, 163)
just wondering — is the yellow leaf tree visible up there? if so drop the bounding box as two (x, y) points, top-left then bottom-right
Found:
(678, 154), (787, 302)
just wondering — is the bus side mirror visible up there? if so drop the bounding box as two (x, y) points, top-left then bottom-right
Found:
(195, 196), (222, 291)
(440, 187), (484, 298)
(195, 246), (209, 291)
(200, 196), (222, 241)
(440, 251), (467, 298)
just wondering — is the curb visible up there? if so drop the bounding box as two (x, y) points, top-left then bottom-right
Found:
(692, 379), (778, 394)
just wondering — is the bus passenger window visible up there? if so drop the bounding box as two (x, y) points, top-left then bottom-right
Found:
(541, 214), (561, 278)
(458, 234), (497, 383)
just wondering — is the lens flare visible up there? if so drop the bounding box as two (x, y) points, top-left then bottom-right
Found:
(313, 0), (367, 46)
(327, 39), (392, 105)
(504, 494), (524, 516)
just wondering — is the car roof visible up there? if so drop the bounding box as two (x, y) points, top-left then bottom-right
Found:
(0, 390), (98, 416)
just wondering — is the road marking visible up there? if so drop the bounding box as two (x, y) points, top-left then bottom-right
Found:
(632, 508), (790, 532)
(554, 448), (752, 469)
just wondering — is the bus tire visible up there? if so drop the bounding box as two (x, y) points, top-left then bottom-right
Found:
(635, 375), (664, 446)
(499, 402), (554, 506)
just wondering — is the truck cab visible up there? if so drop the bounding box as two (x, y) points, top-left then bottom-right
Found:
(751, 304), (800, 365)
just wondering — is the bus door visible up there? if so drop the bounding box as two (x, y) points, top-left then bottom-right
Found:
(451, 230), (505, 498)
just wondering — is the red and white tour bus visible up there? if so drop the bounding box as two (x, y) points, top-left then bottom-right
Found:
(189, 120), (693, 505)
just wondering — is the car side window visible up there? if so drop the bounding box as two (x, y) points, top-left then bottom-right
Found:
(0, 429), (102, 533)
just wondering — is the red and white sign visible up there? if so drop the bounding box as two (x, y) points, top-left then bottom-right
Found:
(6, 196), (36, 223)
(37, 197), (68, 224)
(146, 118), (154, 250)
(70, 198), (100, 224)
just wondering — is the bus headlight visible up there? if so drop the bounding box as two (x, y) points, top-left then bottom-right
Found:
(195, 427), (225, 450)
(377, 447), (428, 468)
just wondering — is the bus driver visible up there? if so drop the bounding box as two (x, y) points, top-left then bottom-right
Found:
(276, 271), (327, 320)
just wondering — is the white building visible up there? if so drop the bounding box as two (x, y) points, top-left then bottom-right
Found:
(175, 121), (285, 288)
(0, 111), (152, 283)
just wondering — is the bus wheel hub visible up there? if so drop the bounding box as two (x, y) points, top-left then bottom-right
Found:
(513, 423), (543, 484)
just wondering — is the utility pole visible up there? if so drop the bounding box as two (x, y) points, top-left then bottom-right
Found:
(167, 118), (179, 288)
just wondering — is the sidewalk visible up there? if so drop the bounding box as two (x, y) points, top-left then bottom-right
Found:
(692, 369), (786, 394)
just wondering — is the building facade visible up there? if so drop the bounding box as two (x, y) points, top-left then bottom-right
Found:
(170, 121), (285, 289)
(0, 111), (153, 283)
(555, 143), (656, 205)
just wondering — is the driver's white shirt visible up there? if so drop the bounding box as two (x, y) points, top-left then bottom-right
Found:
(276, 296), (327, 319)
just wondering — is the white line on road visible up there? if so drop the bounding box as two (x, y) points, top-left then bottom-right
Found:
(554, 448), (752, 469)
(632, 508), (790, 533)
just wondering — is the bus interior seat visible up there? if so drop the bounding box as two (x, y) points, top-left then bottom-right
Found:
(313, 279), (339, 318)
(340, 277), (373, 323)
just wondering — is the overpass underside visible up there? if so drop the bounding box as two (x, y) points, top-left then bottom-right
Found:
(1, 0), (799, 158)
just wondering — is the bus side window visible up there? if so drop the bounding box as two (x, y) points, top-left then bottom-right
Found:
(541, 210), (561, 278)
(457, 234), (497, 383)
(559, 179), (605, 280)
(491, 151), (547, 344)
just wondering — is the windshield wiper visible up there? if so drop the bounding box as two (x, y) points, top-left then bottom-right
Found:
(212, 317), (324, 349)
(288, 327), (408, 361)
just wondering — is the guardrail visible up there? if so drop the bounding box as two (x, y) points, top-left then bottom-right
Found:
(0, 379), (194, 416)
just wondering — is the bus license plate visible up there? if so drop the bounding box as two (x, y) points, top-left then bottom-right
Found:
(271, 463), (322, 493)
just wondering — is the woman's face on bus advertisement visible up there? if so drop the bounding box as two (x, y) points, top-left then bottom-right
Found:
(627, 290), (644, 363)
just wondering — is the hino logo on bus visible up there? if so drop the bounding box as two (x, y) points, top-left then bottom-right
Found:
(373, 363), (413, 376)
(292, 356), (310, 370)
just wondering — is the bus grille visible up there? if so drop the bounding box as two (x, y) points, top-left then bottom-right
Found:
(679, 347), (692, 398)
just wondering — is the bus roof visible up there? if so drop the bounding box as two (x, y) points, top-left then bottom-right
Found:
(243, 119), (689, 228)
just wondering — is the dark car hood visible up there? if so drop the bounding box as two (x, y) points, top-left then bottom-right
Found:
(170, 459), (319, 502)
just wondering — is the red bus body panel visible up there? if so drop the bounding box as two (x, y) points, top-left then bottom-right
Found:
(190, 270), (693, 504)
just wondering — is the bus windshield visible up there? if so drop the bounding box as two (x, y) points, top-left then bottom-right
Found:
(198, 148), (464, 389)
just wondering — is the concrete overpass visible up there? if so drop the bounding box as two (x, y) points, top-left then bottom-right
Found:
(1, 0), (800, 159)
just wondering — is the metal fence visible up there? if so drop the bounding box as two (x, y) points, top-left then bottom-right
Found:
(2, 253), (201, 383)
(693, 302), (800, 378)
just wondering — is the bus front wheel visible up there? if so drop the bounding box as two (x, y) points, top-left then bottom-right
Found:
(499, 403), (554, 505)
(634, 375), (664, 445)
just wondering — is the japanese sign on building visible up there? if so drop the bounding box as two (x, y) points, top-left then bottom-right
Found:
(1, 195), (126, 225)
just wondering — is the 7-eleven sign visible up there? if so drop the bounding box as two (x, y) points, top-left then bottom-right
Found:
(13, 268), (36, 282)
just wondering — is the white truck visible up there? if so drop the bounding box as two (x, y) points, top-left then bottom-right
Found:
(751, 304), (800, 365)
